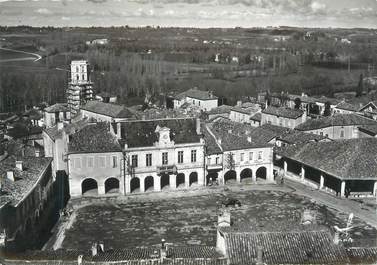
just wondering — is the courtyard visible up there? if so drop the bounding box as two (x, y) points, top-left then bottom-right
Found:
(58, 185), (377, 251)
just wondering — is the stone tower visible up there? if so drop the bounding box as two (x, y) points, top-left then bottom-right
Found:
(67, 60), (94, 116)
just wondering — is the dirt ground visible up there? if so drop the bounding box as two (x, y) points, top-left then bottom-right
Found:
(61, 189), (377, 251)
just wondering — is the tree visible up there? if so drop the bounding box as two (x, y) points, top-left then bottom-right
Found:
(294, 97), (302, 109)
(356, 73), (364, 97)
(324, 101), (332, 116)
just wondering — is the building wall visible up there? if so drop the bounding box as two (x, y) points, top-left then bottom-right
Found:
(174, 97), (218, 111)
(229, 110), (250, 124)
(44, 111), (70, 128)
(300, 125), (360, 140)
(68, 152), (124, 197)
(261, 113), (306, 129)
(43, 131), (69, 177)
(81, 109), (113, 123)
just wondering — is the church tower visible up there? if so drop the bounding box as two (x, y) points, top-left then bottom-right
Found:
(67, 60), (94, 116)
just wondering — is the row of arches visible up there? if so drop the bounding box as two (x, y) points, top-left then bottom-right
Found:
(82, 177), (120, 195)
(223, 167), (267, 184)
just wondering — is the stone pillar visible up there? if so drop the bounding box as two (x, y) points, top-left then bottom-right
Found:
(266, 164), (274, 182)
(170, 174), (176, 189)
(236, 168), (241, 183)
(198, 170), (205, 186)
(340, 181), (346, 197)
(120, 175), (126, 195)
(373, 181), (377, 197)
(98, 183), (105, 195)
(154, 176), (161, 192)
(219, 170), (225, 185)
(252, 169), (257, 183)
(125, 176), (131, 194)
(284, 161), (287, 175)
(185, 173), (190, 188)
(320, 174), (324, 189)
(140, 177), (145, 193)
(301, 166), (305, 180)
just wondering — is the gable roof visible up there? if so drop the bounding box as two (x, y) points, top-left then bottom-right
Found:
(207, 105), (233, 115)
(44, 119), (89, 141)
(68, 123), (122, 154)
(82, 101), (135, 119)
(120, 118), (201, 148)
(223, 229), (349, 265)
(262, 107), (304, 119)
(175, 88), (218, 101)
(44, 103), (69, 113)
(335, 102), (360, 112)
(250, 113), (261, 122)
(296, 114), (377, 131)
(276, 138), (377, 180)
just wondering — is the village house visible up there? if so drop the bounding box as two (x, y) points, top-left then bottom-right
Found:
(229, 102), (261, 124)
(0, 155), (54, 251)
(249, 113), (261, 127)
(295, 113), (377, 140)
(173, 88), (218, 111)
(80, 101), (136, 123)
(333, 101), (360, 115)
(359, 101), (377, 120)
(261, 106), (306, 129)
(207, 105), (233, 121)
(44, 103), (71, 128)
(95, 92), (118, 103)
(275, 138), (377, 197)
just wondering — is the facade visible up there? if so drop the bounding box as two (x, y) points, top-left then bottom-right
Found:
(174, 88), (218, 111)
(261, 106), (306, 129)
(334, 102), (360, 115)
(67, 60), (94, 116)
(80, 101), (135, 123)
(44, 103), (70, 128)
(249, 113), (261, 127)
(229, 102), (261, 124)
(295, 114), (377, 140)
(0, 156), (54, 251)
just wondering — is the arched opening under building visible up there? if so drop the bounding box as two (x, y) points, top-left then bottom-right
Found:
(206, 171), (218, 186)
(160, 174), (170, 190)
(176, 173), (185, 188)
(130, 177), (140, 193)
(224, 170), (237, 184)
(81, 178), (98, 195)
(105, 178), (120, 194)
(144, 176), (154, 192)
(189, 172), (198, 186)
(240, 168), (253, 183)
(256, 167), (267, 180)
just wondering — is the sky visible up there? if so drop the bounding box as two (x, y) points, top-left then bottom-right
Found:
(0, 0), (377, 28)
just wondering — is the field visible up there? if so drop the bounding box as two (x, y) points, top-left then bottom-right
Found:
(61, 189), (377, 251)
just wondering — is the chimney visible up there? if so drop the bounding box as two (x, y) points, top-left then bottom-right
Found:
(7, 171), (15, 182)
(218, 209), (231, 227)
(77, 255), (83, 265)
(160, 239), (167, 261)
(57, 121), (64, 131)
(196, 118), (201, 135)
(35, 150), (40, 157)
(16, 161), (23, 171)
(256, 246), (264, 265)
(247, 136), (252, 143)
(237, 100), (242, 107)
(91, 242), (98, 257)
(116, 123), (121, 139)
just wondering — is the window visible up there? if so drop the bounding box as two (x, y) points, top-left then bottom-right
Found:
(82, 74), (85, 81)
(193, 99), (195, 105)
(198, 101), (201, 106)
(88, 157), (94, 168)
(178, 151), (184, 164)
(340, 130), (345, 138)
(215, 157), (220, 164)
(240, 153), (244, 162)
(146, 153), (152, 167)
(249, 152), (253, 161)
(112, 156), (117, 168)
(99, 156), (106, 168)
(162, 152), (168, 165)
(279, 119), (283, 126)
(191, 150), (197, 163)
(76, 74), (79, 81)
(208, 157), (211, 165)
(131, 155), (138, 167)
(258, 151), (263, 160)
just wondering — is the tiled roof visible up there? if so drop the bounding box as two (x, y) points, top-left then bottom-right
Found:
(203, 125), (222, 155)
(44, 119), (89, 141)
(250, 113), (261, 121)
(23, 108), (43, 120)
(68, 123), (122, 153)
(347, 247), (377, 264)
(44, 103), (69, 113)
(120, 118), (201, 148)
(296, 114), (377, 131)
(276, 138), (377, 180)
(207, 105), (233, 115)
(262, 106), (304, 119)
(6, 125), (43, 140)
(0, 156), (52, 207)
(82, 101), (135, 119)
(175, 88), (218, 101)
(335, 102), (360, 112)
(278, 130), (328, 145)
(223, 229), (349, 265)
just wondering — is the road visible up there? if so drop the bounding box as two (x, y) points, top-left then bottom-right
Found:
(0, 47), (42, 62)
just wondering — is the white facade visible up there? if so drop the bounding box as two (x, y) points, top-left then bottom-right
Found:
(174, 97), (218, 111)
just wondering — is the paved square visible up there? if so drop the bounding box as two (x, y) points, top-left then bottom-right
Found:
(61, 189), (376, 251)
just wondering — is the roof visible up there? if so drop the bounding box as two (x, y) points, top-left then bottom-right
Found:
(278, 130), (328, 145)
(296, 114), (377, 131)
(262, 106), (304, 119)
(81, 101), (135, 119)
(6, 125), (43, 140)
(347, 247), (377, 264)
(250, 113), (261, 121)
(175, 88), (218, 101)
(120, 118), (201, 148)
(207, 105), (232, 115)
(68, 123), (122, 154)
(23, 108), (43, 120)
(44, 119), (89, 141)
(276, 138), (377, 180)
(207, 120), (272, 151)
(335, 102), (360, 112)
(0, 156), (52, 207)
(358, 124), (377, 136)
(223, 229), (349, 265)
(44, 103), (69, 113)
(203, 125), (222, 155)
